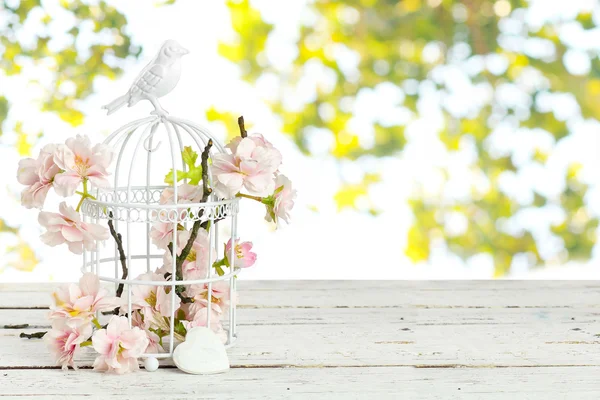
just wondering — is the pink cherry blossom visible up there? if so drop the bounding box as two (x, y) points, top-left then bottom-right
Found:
(144, 330), (165, 354)
(92, 316), (149, 374)
(225, 238), (257, 269)
(149, 221), (173, 250)
(181, 229), (212, 279)
(130, 310), (147, 330)
(226, 133), (274, 154)
(212, 137), (282, 198)
(45, 318), (92, 370)
(181, 301), (221, 326)
(131, 272), (164, 312)
(161, 229), (212, 280)
(189, 280), (236, 315)
(155, 283), (181, 318)
(130, 272), (181, 326)
(265, 174), (296, 226)
(17, 144), (60, 209)
(150, 222), (189, 250)
(53, 134), (114, 197)
(180, 300), (228, 343)
(181, 304), (225, 341)
(159, 183), (203, 204)
(49, 272), (121, 326)
(39, 202), (109, 255)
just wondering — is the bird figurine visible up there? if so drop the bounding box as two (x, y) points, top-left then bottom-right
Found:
(102, 40), (189, 117)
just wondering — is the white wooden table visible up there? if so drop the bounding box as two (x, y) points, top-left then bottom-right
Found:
(1, 281), (599, 399)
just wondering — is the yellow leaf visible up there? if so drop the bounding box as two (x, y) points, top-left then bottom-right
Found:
(14, 122), (33, 156)
(332, 132), (360, 158)
(405, 225), (430, 262)
(7, 241), (39, 272)
(586, 79), (600, 96)
(334, 173), (380, 211)
(401, 0), (422, 12)
(59, 108), (85, 127)
(205, 107), (245, 141)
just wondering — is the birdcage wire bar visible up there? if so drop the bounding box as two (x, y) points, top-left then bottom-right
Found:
(81, 116), (240, 367)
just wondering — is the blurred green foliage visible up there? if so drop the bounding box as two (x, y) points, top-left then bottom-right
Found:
(1, 0), (139, 272)
(214, 0), (599, 275)
(2, 0), (597, 276)
(1, 0), (140, 128)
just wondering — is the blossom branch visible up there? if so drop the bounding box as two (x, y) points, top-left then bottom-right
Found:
(173, 139), (213, 303)
(236, 192), (263, 202)
(108, 211), (128, 299)
(75, 179), (88, 212)
(237, 116), (247, 138)
(75, 179), (97, 212)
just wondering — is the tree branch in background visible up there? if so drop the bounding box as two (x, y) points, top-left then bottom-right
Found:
(237, 116), (247, 138)
(173, 139), (213, 303)
(463, 0), (489, 56)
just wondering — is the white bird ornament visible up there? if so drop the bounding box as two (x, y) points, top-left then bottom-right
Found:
(102, 40), (189, 117)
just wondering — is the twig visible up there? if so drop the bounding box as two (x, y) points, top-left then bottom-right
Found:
(20, 331), (46, 339)
(173, 139), (213, 303)
(107, 212), (128, 299)
(238, 116), (247, 138)
(107, 212), (128, 314)
(4, 324), (28, 329)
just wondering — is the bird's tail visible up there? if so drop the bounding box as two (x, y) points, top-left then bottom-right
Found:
(102, 94), (128, 115)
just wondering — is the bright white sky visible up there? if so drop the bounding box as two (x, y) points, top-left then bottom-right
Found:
(1, 0), (600, 282)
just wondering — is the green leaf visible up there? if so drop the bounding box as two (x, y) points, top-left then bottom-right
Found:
(181, 146), (198, 169)
(164, 147), (203, 185)
(173, 318), (187, 338)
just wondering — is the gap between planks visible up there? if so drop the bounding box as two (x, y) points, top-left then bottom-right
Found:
(2, 363), (600, 371)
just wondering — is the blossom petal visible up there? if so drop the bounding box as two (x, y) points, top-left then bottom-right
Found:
(235, 137), (256, 159)
(79, 273), (99, 297)
(16, 158), (39, 185)
(62, 225), (84, 242)
(53, 173), (81, 197)
(92, 330), (112, 356)
(40, 231), (66, 247)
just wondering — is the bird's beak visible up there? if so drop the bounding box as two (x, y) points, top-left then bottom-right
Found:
(180, 47), (190, 55)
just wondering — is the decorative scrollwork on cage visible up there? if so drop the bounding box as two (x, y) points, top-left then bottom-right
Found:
(81, 190), (239, 223)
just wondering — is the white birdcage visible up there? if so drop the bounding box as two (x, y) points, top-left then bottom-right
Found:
(80, 114), (240, 370)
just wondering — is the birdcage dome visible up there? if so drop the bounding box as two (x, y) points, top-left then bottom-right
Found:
(81, 116), (238, 227)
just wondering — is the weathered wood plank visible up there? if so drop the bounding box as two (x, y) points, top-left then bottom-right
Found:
(1, 281), (599, 309)
(1, 367), (599, 399)
(1, 317), (599, 368)
(1, 306), (598, 329)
